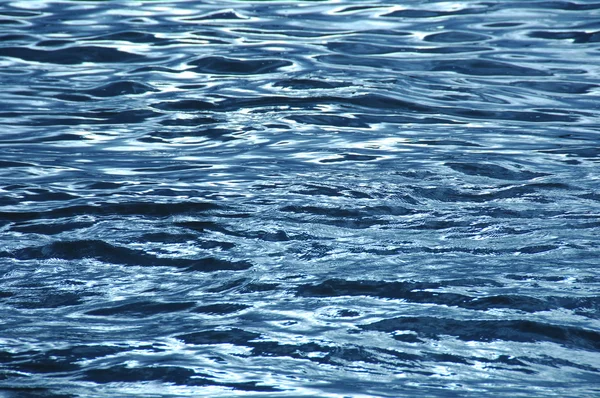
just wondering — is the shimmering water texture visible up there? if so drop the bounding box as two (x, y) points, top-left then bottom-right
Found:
(1, 0), (599, 397)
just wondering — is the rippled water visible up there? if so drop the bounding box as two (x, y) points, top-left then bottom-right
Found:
(1, 1), (599, 397)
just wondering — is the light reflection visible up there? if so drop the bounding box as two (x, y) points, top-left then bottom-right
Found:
(0, 1), (598, 397)
(8, 1), (48, 10)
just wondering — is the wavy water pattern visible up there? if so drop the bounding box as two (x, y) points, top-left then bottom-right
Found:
(1, 1), (599, 397)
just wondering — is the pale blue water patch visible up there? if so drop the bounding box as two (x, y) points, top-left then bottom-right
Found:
(0, 1), (599, 397)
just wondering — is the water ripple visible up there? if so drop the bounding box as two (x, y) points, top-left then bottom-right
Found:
(1, 1), (599, 397)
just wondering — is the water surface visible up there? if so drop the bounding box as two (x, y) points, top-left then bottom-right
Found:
(0, 1), (599, 397)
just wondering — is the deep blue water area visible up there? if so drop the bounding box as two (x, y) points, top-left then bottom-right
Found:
(1, 0), (599, 397)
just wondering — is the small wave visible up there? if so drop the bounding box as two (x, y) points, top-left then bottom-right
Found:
(1, 1), (599, 396)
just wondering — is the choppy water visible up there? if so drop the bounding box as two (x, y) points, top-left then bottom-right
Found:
(1, 0), (599, 397)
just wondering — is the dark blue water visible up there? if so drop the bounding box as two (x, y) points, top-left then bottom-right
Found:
(1, 1), (599, 397)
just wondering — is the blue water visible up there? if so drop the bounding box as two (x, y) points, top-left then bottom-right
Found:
(1, 1), (599, 397)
